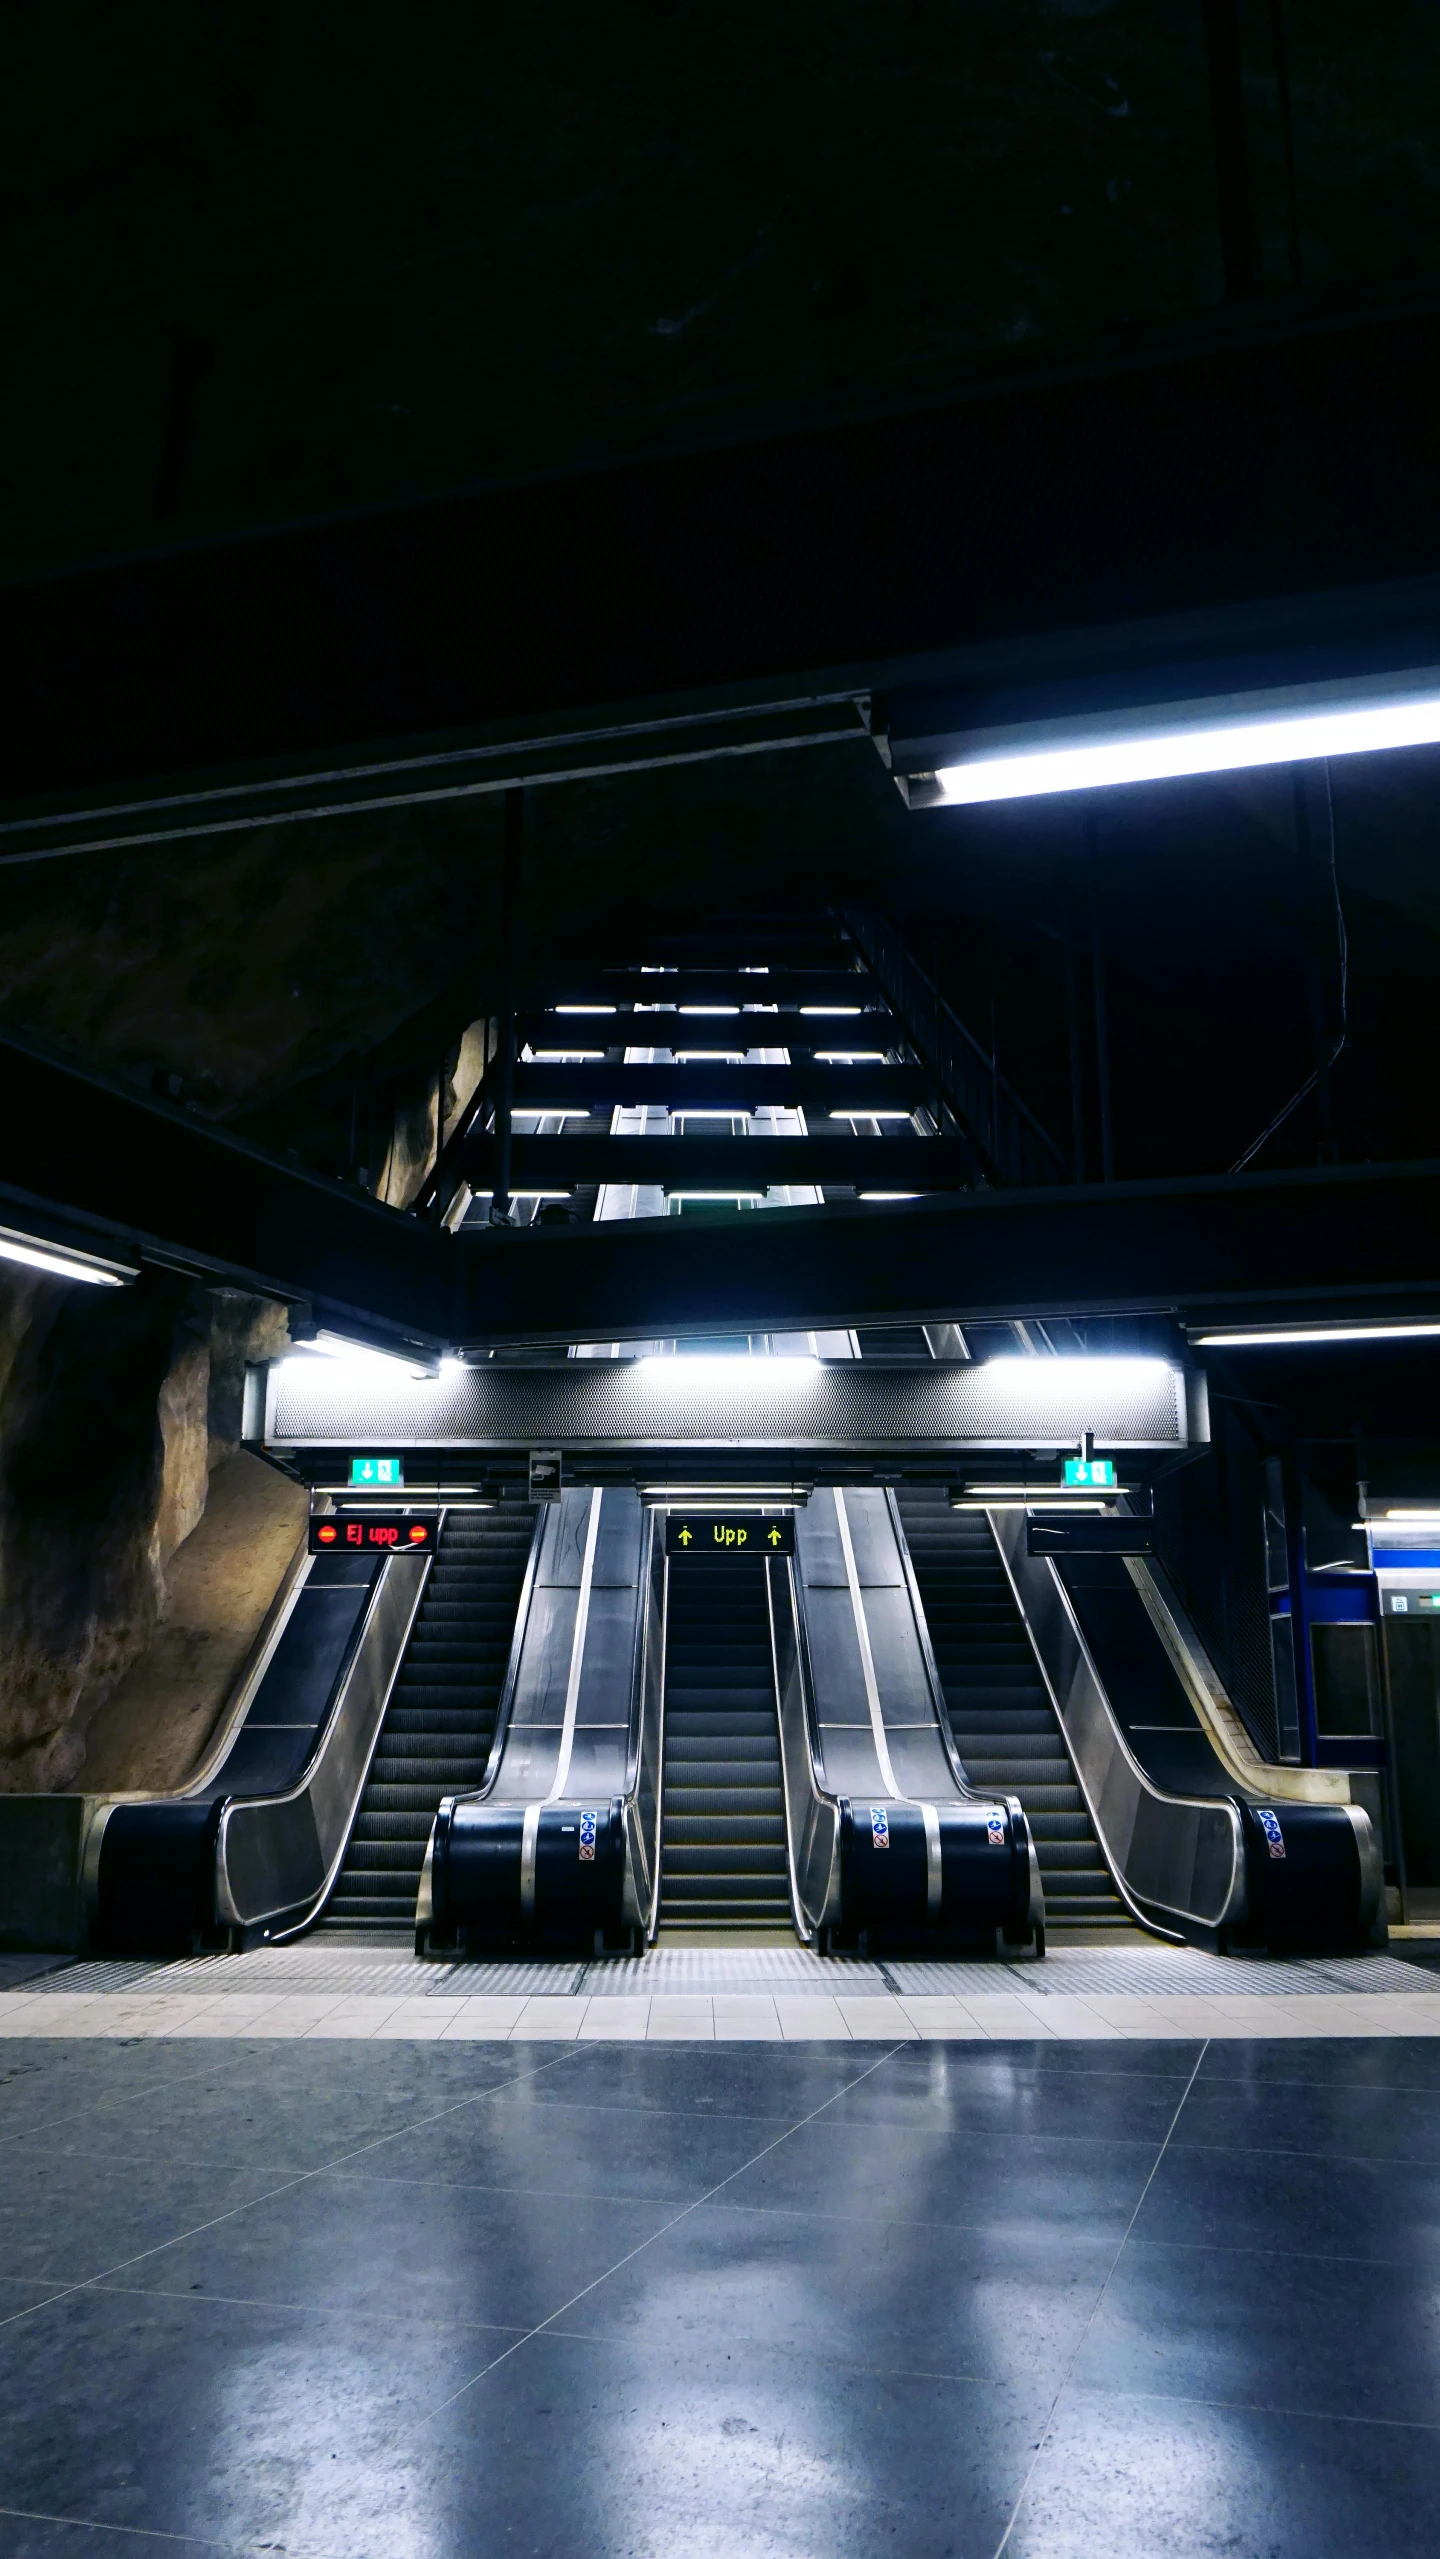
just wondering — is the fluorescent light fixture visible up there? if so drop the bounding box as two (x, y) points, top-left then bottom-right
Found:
(438, 1354), (467, 1375)
(830, 1109), (912, 1121)
(0, 1224), (135, 1286)
(299, 1332), (433, 1378)
(637, 1354), (819, 1378)
(529, 1048), (606, 1061)
(673, 1054), (745, 1065)
(815, 1051), (886, 1062)
(667, 1190), (765, 1202)
(554, 1003), (616, 1014)
(983, 1354), (1177, 1392)
(954, 1498), (1107, 1512)
(859, 1190), (921, 1200)
(679, 1005), (739, 1016)
(802, 1006), (861, 1016)
(1194, 1321), (1440, 1347)
(935, 684), (1440, 806)
(1383, 1508), (1440, 1523)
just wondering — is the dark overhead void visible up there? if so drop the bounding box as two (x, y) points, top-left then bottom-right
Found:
(4, 6), (1440, 1299)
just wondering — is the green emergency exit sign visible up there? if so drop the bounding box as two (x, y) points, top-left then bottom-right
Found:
(1064, 1456), (1117, 1489)
(350, 1455), (404, 1488)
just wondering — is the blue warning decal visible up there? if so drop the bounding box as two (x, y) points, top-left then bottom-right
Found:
(986, 1811), (1006, 1847)
(1257, 1808), (1285, 1859)
(578, 1809), (597, 1863)
(870, 1807), (890, 1849)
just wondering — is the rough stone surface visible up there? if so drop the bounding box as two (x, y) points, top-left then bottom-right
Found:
(0, 1273), (294, 1794)
(79, 1450), (308, 1794)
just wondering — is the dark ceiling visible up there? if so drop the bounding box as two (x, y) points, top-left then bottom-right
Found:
(3, 2), (1439, 1205)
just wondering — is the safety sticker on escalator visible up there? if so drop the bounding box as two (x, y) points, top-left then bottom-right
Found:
(987, 1811), (1006, 1846)
(579, 1810), (597, 1862)
(1257, 1809), (1286, 1858)
(870, 1807), (890, 1849)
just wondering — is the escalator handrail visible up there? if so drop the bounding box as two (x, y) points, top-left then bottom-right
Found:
(989, 1506), (1241, 1939)
(625, 1504), (666, 1942)
(460, 1504), (549, 1806)
(213, 1544), (432, 1938)
(886, 1489), (991, 1804)
(766, 1551), (841, 1938)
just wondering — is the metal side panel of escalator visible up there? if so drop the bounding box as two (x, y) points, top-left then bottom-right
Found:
(985, 1506), (1384, 1950)
(420, 1489), (663, 1954)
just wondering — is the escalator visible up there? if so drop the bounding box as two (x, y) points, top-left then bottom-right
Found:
(659, 1553), (792, 1929)
(323, 1506), (535, 1932)
(896, 1488), (1129, 1930)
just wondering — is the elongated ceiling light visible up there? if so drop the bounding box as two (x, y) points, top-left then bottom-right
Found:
(0, 1223), (136, 1286)
(1194, 1321), (1440, 1347)
(933, 682), (1440, 805)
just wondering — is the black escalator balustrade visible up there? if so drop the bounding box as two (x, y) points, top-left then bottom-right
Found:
(660, 1553), (793, 1929)
(323, 1507), (534, 1931)
(896, 1489), (1129, 1929)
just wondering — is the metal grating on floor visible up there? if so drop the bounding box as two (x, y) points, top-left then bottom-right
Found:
(14, 1960), (175, 1995)
(581, 1947), (887, 1995)
(12, 1943), (1439, 1999)
(883, 1949), (1440, 1997)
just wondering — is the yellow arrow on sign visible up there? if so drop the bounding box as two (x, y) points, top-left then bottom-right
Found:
(677, 1525), (692, 1545)
(767, 1526), (783, 1546)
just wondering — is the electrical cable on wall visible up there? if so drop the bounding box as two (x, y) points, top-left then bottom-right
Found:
(1230, 761), (1348, 1173)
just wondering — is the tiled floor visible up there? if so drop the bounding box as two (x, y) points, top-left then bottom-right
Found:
(3, 1933), (1439, 2042)
(1, 2027), (1438, 2555)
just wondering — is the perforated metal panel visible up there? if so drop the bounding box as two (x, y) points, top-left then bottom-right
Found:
(267, 1357), (1189, 1452)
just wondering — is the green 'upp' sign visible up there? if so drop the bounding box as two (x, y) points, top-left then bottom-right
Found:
(666, 1513), (794, 1557)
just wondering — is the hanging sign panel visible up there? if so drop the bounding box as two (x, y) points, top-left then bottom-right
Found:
(310, 1514), (436, 1555)
(665, 1513), (794, 1557)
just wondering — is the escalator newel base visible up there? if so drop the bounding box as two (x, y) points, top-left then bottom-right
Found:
(93, 1800), (227, 1955)
(1235, 1801), (1383, 1953)
(837, 1797), (1038, 1952)
(426, 1794), (628, 1950)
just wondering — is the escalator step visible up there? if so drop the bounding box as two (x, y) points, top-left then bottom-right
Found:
(320, 1510), (536, 1931)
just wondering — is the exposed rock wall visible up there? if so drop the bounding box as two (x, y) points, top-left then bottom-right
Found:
(0, 1268), (287, 1792)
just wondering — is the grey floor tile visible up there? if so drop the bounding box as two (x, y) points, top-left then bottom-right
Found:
(0, 2283), (514, 2556)
(941, 2036), (1208, 2077)
(1133, 2139), (1440, 2264)
(1171, 2074), (1440, 2166)
(518, 2041), (877, 2122)
(0, 2044), (251, 2141)
(407, 2326), (1052, 2559)
(113, 2168), (679, 2328)
(823, 2044), (1191, 2141)
(0, 2148), (304, 2286)
(31, 2046), (538, 2176)
(1199, 2035), (1440, 2093)
(0, 2516), (212, 2557)
(1005, 2383), (1440, 2558)
(560, 2198), (1118, 2389)
(347, 2089), (776, 2203)
(716, 2114), (1161, 2237)
(1077, 2236), (1440, 2425)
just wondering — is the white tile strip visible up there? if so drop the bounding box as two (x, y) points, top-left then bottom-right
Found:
(6, 1988), (1440, 2040)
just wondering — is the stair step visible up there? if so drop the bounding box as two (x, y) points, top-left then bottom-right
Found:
(896, 1489), (1125, 1929)
(659, 1557), (791, 1933)
(321, 1511), (535, 1930)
